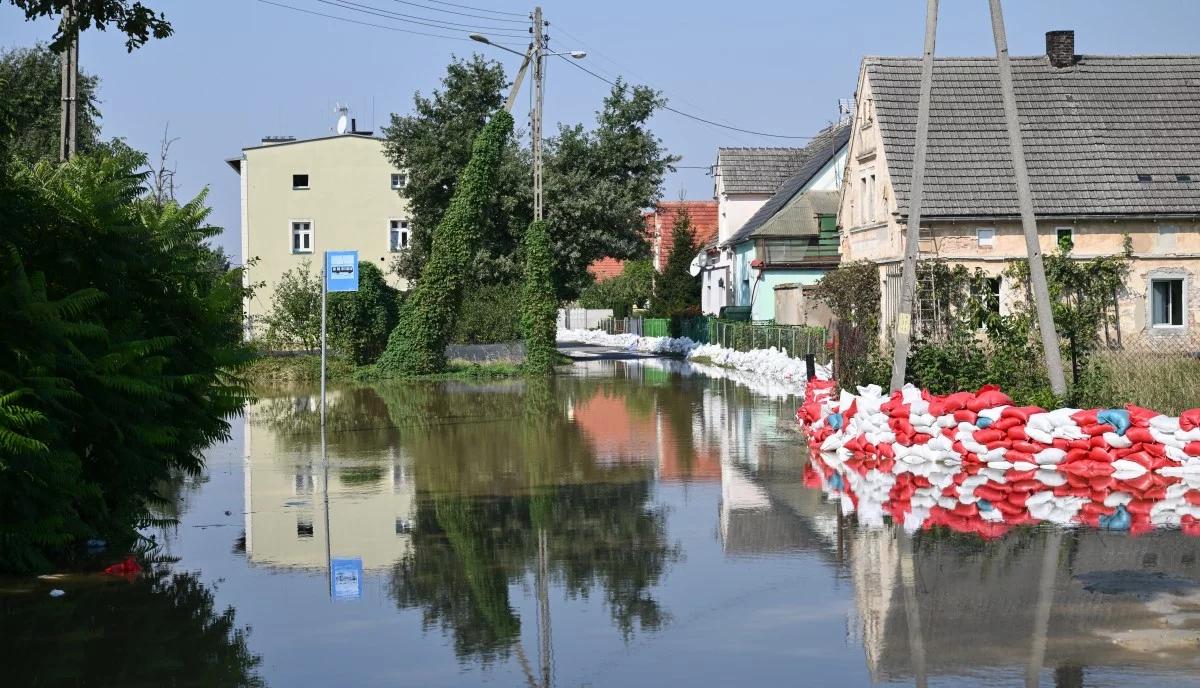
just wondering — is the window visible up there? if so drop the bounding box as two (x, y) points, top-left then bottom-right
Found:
(389, 219), (410, 252)
(859, 176), (867, 224)
(391, 173), (406, 190)
(1178, 174), (1193, 182)
(975, 277), (1002, 327)
(296, 518), (314, 538)
(291, 220), (313, 253)
(1056, 227), (1074, 250)
(1151, 278), (1184, 327)
(292, 173), (309, 189)
(976, 227), (996, 248)
(1137, 173), (1153, 182)
(868, 174), (876, 221)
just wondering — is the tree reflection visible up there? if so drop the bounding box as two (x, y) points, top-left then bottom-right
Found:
(0, 569), (264, 687)
(381, 376), (678, 662)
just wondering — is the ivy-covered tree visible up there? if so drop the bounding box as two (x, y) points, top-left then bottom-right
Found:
(521, 219), (557, 374)
(0, 45), (101, 163)
(376, 110), (514, 375)
(650, 208), (700, 317)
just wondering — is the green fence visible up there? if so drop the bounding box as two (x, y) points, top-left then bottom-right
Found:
(707, 319), (828, 360)
(643, 318), (669, 337)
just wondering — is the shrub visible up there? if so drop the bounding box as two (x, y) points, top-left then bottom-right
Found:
(577, 259), (654, 317)
(452, 284), (522, 344)
(377, 109), (514, 375)
(521, 220), (558, 374)
(328, 262), (401, 365)
(260, 260), (321, 352)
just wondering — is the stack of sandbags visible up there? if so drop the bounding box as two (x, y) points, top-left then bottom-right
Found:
(797, 380), (1200, 537)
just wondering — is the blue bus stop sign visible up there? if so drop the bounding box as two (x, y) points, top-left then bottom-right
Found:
(330, 557), (364, 600)
(326, 251), (359, 293)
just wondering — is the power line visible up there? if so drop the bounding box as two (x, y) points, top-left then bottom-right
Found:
(313, 0), (528, 36)
(416, 0), (525, 19)
(253, 0), (521, 45)
(553, 54), (816, 140)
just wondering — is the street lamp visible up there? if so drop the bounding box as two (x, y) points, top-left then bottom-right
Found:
(470, 17), (585, 221)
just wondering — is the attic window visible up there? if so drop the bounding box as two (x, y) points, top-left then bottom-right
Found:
(1137, 174), (1153, 182)
(293, 173), (310, 189)
(1177, 174), (1193, 182)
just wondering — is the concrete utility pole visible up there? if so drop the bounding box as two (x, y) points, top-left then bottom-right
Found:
(889, 0), (939, 393)
(531, 5), (545, 221)
(988, 0), (1068, 397)
(59, 0), (79, 162)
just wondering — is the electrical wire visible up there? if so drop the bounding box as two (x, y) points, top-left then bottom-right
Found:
(313, 0), (527, 36)
(412, 0), (525, 18)
(253, 0), (521, 45)
(553, 54), (816, 140)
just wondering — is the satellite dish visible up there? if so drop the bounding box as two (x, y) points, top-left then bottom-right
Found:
(688, 252), (704, 276)
(336, 113), (349, 135)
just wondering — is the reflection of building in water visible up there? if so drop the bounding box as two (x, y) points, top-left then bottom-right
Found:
(243, 392), (415, 572)
(850, 527), (1200, 682)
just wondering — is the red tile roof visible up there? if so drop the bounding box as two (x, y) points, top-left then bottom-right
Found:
(650, 201), (718, 272)
(587, 258), (626, 281)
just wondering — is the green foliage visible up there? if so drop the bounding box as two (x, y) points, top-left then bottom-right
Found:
(452, 284), (522, 344)
(650, 208), (700, 318)
(383, 57), (674, 299)
(577, 259), (654, 317)
(0, 145), (252, 572)
(328, 262), (401, 365)
(260, 259), (321, 352)
(0, 45), (101, 163)
(8, 0), (173, 51)
(812, 259), (880, 333)
(521, 219), (558, 374)
(377, 110), (514, 376)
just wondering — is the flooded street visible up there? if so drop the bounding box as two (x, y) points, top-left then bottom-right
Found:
(7, 360), (1200, 686)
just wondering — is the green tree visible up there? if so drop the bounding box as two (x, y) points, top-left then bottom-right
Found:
(377, 110), (514, 375)
(7, 0), (172, 51)
(521, 219), (557, 374)
(328, 261), (401, 365)
(0, 44), (101, 163)
(260, 259), (321, 352)
(383, 58), (674, 299)
(577, 258), (654, 317)
(650, 208), (700, 317)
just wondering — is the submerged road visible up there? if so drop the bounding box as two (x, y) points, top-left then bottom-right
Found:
(556, 341), (661, 361)
(446, 340), (659, 362)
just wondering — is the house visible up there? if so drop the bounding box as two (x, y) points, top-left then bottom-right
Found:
(720, 122), (851, 322)
(584, 200), (718, 286)
(227, 123), (410, 336)
(840, 30), (1200, 345)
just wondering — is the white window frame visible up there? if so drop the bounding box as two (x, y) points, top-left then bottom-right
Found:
(389, 218), (410, 252)
(290, 219), (314, 254)
(1055, 226), (1074, 250)
(976, 227), (996, 248)
(390, 173), (406, 191)
(1149, 276), (1186, 329)
(292, 173), (310, 190)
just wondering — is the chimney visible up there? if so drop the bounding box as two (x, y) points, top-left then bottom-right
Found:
(351, 118), (357, 133)
(1046, 30), (1075, 68)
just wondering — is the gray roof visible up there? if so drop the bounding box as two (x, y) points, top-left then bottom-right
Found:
(866, 55), (1200, 218)
(723, 124), (850, 246)
(717, 121), (851, 195)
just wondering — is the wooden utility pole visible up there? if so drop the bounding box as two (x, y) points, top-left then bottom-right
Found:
(531, 6), (545, 221)
(889, 0), (939, 392)
(59, 0), (79, 162)
(988, 0), (1068, 397)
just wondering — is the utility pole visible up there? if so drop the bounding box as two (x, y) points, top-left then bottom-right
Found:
(59, 0), (79, 162)
(988, 0), (1068, 397)
(888, 0), (938, 393)
(531, 5), (545, 221)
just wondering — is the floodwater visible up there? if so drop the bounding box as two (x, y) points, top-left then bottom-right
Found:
(6, 359), (1200, 687)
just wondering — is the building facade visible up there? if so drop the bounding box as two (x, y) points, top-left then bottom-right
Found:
(228, 132), (410, 335)
(839, 31), (1200, 345)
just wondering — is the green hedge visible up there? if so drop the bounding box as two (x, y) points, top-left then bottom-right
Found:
(452, 284), (522, 344)
(328, 262), (401, 364)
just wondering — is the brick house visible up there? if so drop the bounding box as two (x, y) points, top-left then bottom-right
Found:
(839, 30), (1200, 346)
(586, 200), (718, 282)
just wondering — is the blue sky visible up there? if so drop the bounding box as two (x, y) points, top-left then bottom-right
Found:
(3, 0), (1198, 261)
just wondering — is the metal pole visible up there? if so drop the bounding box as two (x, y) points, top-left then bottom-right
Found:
(531, 6), (544, 221)
(322, 404), (332, 594)
(320, 251), (327, 428)
(988, 0), (1068, 397)
(889, 0), (939, 393)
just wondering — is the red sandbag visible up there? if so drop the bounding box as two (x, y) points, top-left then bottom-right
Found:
(954, 409), (978, 424)
(942, 391), (976, 413)
(1083, 423), (1117, 437)
(967, 388), (1012, 412)
(1181, 408), (1200, 431)
(1012, 441), (1041, 454)
(1007, 425), (1029, 442)
(990, 417), (1021, 432)
(973, 428), (1005, 444)
(1001, 406), (1045, 423)
(1126, 427), (1155, 444)
(1126, 404), (1158, 427)
(1071, 409), (1100, 426)
(1185, 441), (1200, 457)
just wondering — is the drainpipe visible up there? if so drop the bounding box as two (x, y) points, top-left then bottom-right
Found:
(748, 258), (765, 317)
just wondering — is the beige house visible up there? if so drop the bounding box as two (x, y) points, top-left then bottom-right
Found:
(839, 30), (1200, 346)
(227, 131), (411, 335)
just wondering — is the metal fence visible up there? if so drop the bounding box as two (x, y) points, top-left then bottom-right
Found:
(1087, 333), (1200, 415)
(558, 308), (612, 330)
(707, 319), (828, 360)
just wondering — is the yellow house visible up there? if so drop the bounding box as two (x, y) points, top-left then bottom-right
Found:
(227, 131), (411, 335)
(839, 30), (1200, 347)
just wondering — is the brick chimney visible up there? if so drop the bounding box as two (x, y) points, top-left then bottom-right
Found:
(1046, 30), (1076, 68)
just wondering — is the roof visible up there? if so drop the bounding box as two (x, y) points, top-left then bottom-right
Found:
(723, 124), (851, 246)
(865, 55), (1200, 218)
(227, 133), (383, 173)
(649, 201), (718, 271)
(717, 122), (851, 195)
(738, 190), (840, 243)
(587, 258), (626, 281)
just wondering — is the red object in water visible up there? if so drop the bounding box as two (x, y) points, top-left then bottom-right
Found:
(103, 555), (142, 577)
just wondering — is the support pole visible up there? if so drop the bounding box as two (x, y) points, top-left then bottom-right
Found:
(889, 0), (939, 393)
(988, 0), (1068, 397)
(320, 251), (328, 428)
(59, 0), (78, 162)
(531, 6), (545, 221)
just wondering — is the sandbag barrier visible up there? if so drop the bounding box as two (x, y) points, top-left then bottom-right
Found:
(796, 380), (1200, 538)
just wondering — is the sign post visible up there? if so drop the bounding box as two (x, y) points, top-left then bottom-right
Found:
(320, 250), (359, 426)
